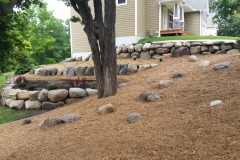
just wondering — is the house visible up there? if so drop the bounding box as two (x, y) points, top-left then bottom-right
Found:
(70, 0), (216, 57)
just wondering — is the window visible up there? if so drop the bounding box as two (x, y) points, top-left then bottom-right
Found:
(169, 14), (173, 29)
(117, 0), (127, 5)
(180, 8), (184, 22)
(173, 4), (180, 19)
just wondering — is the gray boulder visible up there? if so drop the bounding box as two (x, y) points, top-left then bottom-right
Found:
(116, 45), (123, 54)
(64, 58), (75, 62)
(175, 42), (182, 48)
(152, 54), (162, 59)
(5, 99), (13, 107)
(42, 101), (64, 110)
(203, 41), (214, 46)
(142, 43), (151, 51)
(127, 112), (142, 123)
(9, 100), (25, 109)
(139, 92), (151, 101)
(86, 88), (98, 95)
(59, 114), (81, 123)
(122, 44), (129, 53)
(201, 46), (208, 52)
(172, 47), (190, 57)
(155, 48), (169, 54)
(51, 68), (57, 75)
(40, 68), (52, 76)
(82, 54), (91, 61)
(220, 44), (232, 51)
(29, 91), (40, 101)
(18, 90), (31, 100)
(134, 44), (143, 52)
(25, 100), (42, 109)
(140, 51), (151, 58)
(172, 72), (184, 78)
(75, 66), (86, 76)
(190, 46), (201, 54)
(162, 43), (174, 48)
(138, 64), (151, 71)
(226, 49), (239, 54)
(215, 50), (225, 54)
(191, 42), (203, 46)
(188, 55), (197, 62)
(119, 64), (128, 75)
(159, 80), (173, 89)
(118, 53), (131, 59)
(171, 47), (175, 54)
(202, 52), (211, 55)
(98, 103), (114, 114)
(131, 52), (140, 58)
(38, 89), (49, 102)
(76, 56), (82, 61)
(149, 50), (155, 55)
(67, 66), (75, 76)
(149, 44), (161, 49)
(127, 64), (138, 75)
(118, 83), (127, 87)
(84, 66), (94, 76)
(57, 68), (63, 75)
(127, 44), (134, 53)
(214, 41), (224, 46)
(34, 68), (41, 75)
(214, 61), (231, 70)
(48, 89), (68, 103)
(146, 95), (156, 102)
(69, 88), (87, 98)
(209, 45), (220, 53)
(184, 42), (191, 47)
(62, 68), (68, 75)
(64, 98), (76, 104)
(39, 118), (62, 129)
(0, 97), (6, 106)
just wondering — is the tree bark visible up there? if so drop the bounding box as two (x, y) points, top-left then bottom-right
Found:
(71, 0), (117, 98)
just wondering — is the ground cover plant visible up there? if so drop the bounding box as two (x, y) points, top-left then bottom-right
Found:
(0, 72), (14, 90)
(137, 36), (238, 44)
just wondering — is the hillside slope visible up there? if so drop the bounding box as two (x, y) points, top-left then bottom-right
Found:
(1, 53), (240, 159)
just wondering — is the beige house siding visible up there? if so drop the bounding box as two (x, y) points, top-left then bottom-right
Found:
(137, 0), (145, 37)
(184, 11), (200, 35)
(145, 0), (159, 37)
(116, 0), (135, 37)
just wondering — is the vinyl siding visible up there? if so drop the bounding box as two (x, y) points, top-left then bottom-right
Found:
(116, 0), (135, 37)
(137, 0), (145, 37)
(184, 11), (200, 35)
(145, 0), (159, 37)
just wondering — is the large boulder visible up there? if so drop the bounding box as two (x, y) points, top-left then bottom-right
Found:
(5, 99), (13, 107)
(191, 42), (203, 46)
(51, 68), (57, 76)
(116, 45), (123, 54)
(64, 58), (75, 62)
(29, 91), (40, 101)
(98, 103), (114, 114)
(59, 114), (81, 123)
(40, 68), (52, 76)
(134, 44), (143, 52)
(162, 43), (174, 48)
(39, 118), (62, 129)
(122, 44), (129, 53)
(48, 89), (68, 103)
(25, 100), (42, 109)
(201, 46), (208, 52)
(149, 50), (155, 55)
(142, 43), (151, 51)
(34, 68), (41, 75)
(86, 88), (98, 95)
(84, 66), (94, 76)
(62, 68), (68, 75)
(220, 44), (232, 51)
(214, 61), (231, 70)
(150, 44), (161, 49)
(190, 46), (201, 54)
(9, 100), (25, 109)
(69, 88), (87, 98)
(226, 49), (239, 54)
(155, 48), (169, 54)
(152, 54), (162, 59)
(18, 90), (31, 100)
(67, 66), (75, 76)
(172, 47), (190, 57)
(127, 112), (142, 123)
(76, 56), (82, 61)
(0, 97), (6, 106)
(42, 101), (64, 109)
(138, 64), (151, 71)
(140, 51), (151, 58)
(8, 89), (20, 100)
(38, 89), (49, 102)
(215, 50), (226, 54)
(75, 66), (86, 76)
(209, 45), (219, 53)
(175, 42), (182, 48)
(131, 52), (140, 58)
(127, 64), (138, 75)
(203, 41), (214, 46)
(159, 80), (173, 89)
(127, 44), (134, 53)
(57, 68), (63, 75)
(119, 64), (128, 75)
(82, 54), (91, 61)
(118, 53), (131, 59)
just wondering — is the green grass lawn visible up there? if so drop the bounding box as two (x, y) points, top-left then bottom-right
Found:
(0, 106), (33, 125)
(137, 36), (239, 44)
(0, 72), (14, 90)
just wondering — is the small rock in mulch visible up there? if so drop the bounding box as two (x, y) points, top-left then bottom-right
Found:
(214, 61), (231, 70)
(139, 92), (151, 101)
(127, 112), (142, 123)
(118, 83), (127, 88)
(98, 103), (114, 114)
(159, 80), (173, 89)
(145, 80), (151, 85)
(38, 117), (62, 129)
(22, 118), (31, 125)
(146, 94), (160, 102)
(210, 100), (222, 107)
(199, 60), (210, 67)
(172, 72), (184, 78)
(188, 55), (197, 62)
(59, 114), (81, 123)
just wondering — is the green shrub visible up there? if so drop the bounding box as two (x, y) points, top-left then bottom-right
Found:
(237, 37), (240, 50)
(48, 84), (58, 90)
(15, 64), (33, 75)
(26, 84), (36, 90)
(18, 82), (26, 87)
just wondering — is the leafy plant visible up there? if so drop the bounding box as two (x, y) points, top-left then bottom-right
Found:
(132, 55), (137, 60)
(48, 84), (58, 90)
(26, 84), (36, 90)
(69, 77), (87, 88)
(15, 64), (33, 75)
(15, 76), (23, 84)
(81, 77), (87, 89)
(237, 38), (240, 50)
(18, 82), (26, 87)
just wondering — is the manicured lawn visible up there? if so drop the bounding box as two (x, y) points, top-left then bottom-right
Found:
(0, 72), (14, 90)
(137, 36), (239, 44)
(0, 106), (33, 125)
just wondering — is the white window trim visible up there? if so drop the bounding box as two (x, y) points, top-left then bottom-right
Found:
(169, 13), (173, 30)
(116, 0), (127, 6)
(173, 3), (180, 19)
(180, 8), (184, 22)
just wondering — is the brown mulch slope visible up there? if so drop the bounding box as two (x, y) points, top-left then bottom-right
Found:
(1, 53), (240, 159)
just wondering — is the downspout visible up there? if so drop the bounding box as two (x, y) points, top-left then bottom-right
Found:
(158, 1), (161, 37)
(200, 10), (202, 36)
(135, 0), (138, 36)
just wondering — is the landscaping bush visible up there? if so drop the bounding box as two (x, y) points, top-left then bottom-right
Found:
(18, 82), (26, 88)
(48, 84), (58, 90)
(15, 64), (33, 75)
(237, 37), (240, 50)
(26, 84), (36, 90)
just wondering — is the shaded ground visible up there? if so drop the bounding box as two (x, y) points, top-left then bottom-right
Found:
(0, 53), (240, 159)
